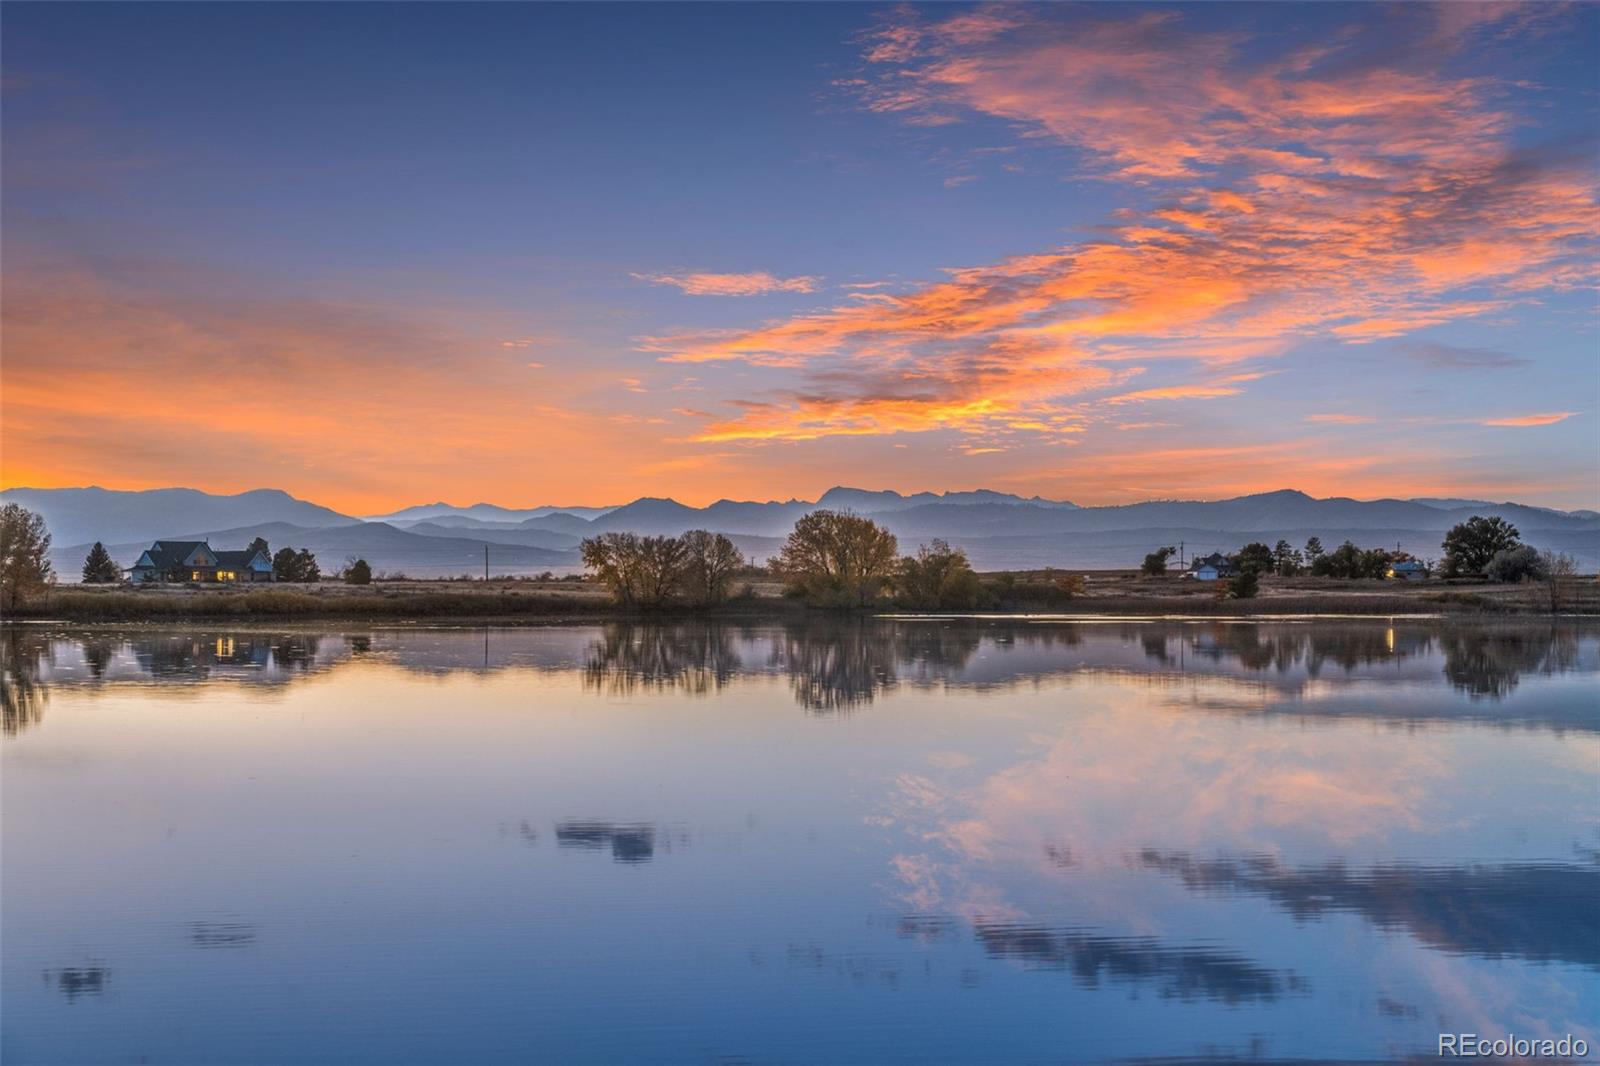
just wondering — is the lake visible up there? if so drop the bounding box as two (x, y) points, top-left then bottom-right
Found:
(3, 619), (1596, 1064)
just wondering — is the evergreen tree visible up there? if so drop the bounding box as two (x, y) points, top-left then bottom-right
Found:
(81, 542), (122, 584)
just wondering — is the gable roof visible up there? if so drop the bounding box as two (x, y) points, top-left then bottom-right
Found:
(134, 540), (212, 571)
(214, 549), (271, 569)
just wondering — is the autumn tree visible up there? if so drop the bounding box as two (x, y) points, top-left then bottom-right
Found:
(776, 510), (898, 608)
(583, 532), (645, 605)
(581, 532), (691, 608)
(680, 529), (743, 606)
(1442, 516), (1521, 576)
(895, 540), (985, 609)
(81, 542), (122, 584)
(0, 504), (54, 611)
(635, 535), (690, 607)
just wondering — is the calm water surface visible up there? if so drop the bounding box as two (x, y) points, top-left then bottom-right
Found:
(3, 619), (1597, 1064)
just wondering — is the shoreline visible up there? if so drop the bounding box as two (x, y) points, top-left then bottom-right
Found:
(6, 581), (1596, 627)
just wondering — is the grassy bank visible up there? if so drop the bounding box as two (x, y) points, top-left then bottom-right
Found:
(8, 572), (1595, 623)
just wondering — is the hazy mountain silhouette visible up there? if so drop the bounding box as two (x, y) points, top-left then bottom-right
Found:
(10, 483), (1597, 578)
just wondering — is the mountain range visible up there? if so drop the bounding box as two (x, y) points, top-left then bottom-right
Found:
(5, 484), (1596, 579)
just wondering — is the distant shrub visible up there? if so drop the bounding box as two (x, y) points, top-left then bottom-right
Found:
(1141, 547), (1176, 576)
(1484, 545), (1545, 583)
(1227, 570), (1260, 599)
(344, 559), (372, 585)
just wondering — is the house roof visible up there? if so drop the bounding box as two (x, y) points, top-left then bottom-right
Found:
(1190, 552), (1234, 570)
(134, 540), (211, 571)
(213, 549), (270, 568)
(133, 540), (268, 571)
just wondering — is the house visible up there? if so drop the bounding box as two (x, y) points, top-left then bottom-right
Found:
(129, 540), (275, 583)
(1187, 552), (1237, 582)
(1387, 559), (1429, 581)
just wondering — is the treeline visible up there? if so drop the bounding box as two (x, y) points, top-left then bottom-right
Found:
(1143, 516), (1578, 584)
(582, 512), (996, 611)
(580, 530), (749, 608)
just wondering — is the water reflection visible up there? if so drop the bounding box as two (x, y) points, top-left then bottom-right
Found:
(972, 923), (1305, 1004)
(583, 624), (741, 697)
(4, 620), (1593, 731)
(1140, 851), (1600, 968)
(554, 821), (665, 864)
(4, 618), (1596, 1063)
(189, 922), (258, 949)
(2, 628), (48, 736)
(45, 966), (109, 1002)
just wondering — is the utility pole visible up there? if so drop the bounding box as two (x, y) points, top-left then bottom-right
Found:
(1179, 540), (1185, 569)
(484, 545), (489, 582)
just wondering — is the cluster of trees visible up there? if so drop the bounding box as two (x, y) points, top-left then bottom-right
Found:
(581, 529), (745, 608)
(271, 545), (321, 583)
(773, 512), (994, 610)
(892, 539), (986, 610)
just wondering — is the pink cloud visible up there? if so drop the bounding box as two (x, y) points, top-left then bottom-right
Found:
(1481, 412), (1578, 427)
(632, 271), (820, 296)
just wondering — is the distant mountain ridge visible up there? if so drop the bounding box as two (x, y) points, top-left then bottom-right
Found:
(6, 483), (1596, 578)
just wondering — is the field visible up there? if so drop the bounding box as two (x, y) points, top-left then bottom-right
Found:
(10, 569), (1596, 623)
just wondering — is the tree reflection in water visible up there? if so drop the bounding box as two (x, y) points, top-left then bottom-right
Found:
(2, 621), (1594, 726)
(2, 627), (49, 736)
(583, 623), (743, 697)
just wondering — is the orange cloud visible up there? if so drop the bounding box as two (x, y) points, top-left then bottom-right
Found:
(632, 271), (820, 296)
(652, 5), (1594, 448)
(1481, 412), (1578, 427)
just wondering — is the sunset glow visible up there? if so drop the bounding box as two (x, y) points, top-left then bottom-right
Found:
(2, 3), (1595, 511)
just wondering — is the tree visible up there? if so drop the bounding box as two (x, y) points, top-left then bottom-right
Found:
(81, 542), (121, 584)
(1231, 542), (1275, 575)
(1484, 545), (1545, 584)
(273, 547), (299, 581)
(895, 540), (985, 609)
(583, 532), (646, 605)
(247, 536), (270, 560)
(634, 535), (689, 607)
(681, 530), (742, 606)
(344, 558), (372, 585)
(1272, 539), (1302, 576)
(0, 504), (53, 611)
(1227, 569), (1260, 599)
(1539, 550), (1578, 613)
(1141, 546), (1177, 576)
(1442, 515), (1521, 576)
(1310, 540), (1390, 579)
(580, 532), (689, 607)
(1303, 537), (1325, 566)
(272, 546), (320, 582)
(775, 510), (898, 608)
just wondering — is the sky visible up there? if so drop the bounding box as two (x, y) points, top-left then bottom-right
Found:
(2, 2), (1596, 513)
